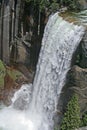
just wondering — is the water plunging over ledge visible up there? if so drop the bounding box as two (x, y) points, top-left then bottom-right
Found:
(0, 13), (85, 130)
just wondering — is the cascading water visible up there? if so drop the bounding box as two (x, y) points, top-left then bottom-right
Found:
(0, 13), (85, 130)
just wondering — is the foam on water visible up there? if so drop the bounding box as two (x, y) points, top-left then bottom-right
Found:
(0, 108), (43, 130)
(0, 13), (85, 130)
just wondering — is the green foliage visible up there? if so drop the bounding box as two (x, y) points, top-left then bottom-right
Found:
(49, 0), (59, 12)
(81, 112), (87, 127)
(25, 0), (59, 12)
(0, 59), (24, 88)
(25, 0), (80, 11)
(7, 68), (22, 81)
(62, 0), (79, 10)
(61, 94), (81, 130)
(0, 60), (6, 87)
(36, 0), (50, 12)
(25, 0), (50, 8)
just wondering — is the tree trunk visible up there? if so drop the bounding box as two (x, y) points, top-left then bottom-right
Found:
(2, 3), (10, 63)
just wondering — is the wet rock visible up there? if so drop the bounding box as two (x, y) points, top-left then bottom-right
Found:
(78, 0), (87, 10)
(12, 84), (32, 110)
(60, 65), (87, 115)
(57, 65), (87, 128)
(0, 60), (6, 89)
(70, 66), (87, 114)
(80, 31), (87, 68)
(15, 64), (34, 81)
(0, 60), (33, 105)
(10, 39), (30, 66)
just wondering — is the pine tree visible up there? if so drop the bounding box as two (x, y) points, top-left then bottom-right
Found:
(61, 94), (81, 130)
(25, 0), (59, 12)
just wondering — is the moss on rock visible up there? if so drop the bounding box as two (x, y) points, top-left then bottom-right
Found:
(0, 60), (6, 88)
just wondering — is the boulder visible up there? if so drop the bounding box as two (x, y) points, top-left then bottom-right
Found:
(56, 65), (87, 128)
(0, 60), (33, 105)
(10, 40), (30, 66)
(78, 0), (87, 10)
(80, 31), (87, 68)
(70, 66), (87, 114)
(60, 65), (87, 115)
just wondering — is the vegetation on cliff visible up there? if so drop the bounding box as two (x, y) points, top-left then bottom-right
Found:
(60, 93), (87, 130)
(0, 60), (28, 87)
(25, 0), (59, 12)
(0, 60), (29, 104)
(61, 94), (81, 130)
(81, 112), (87, 127)
(0, 60), (6, 88)
(25, 0), (81, 11)
(62, 0), (80, 10)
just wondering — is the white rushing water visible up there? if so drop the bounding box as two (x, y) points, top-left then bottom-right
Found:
(0, 13), (85, 130)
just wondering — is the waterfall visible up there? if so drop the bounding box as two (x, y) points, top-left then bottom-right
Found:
(0, 13), (85, 130)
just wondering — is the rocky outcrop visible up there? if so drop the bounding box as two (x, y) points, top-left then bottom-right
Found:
(80, 31), (87, 68)
(69, 66), (87, 114)
(0, 60), (33, 105)
(56, 65), (87, 129)
(78, 0), (87, 10)
(10, 38), (31, 66)
(59, 65), (87, 115)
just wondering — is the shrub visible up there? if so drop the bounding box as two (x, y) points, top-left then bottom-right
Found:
(81, 112), (87, 127)
(25, 0), (59, 12)
(62, 0), (79, 10)
(61, 94), (81, 130)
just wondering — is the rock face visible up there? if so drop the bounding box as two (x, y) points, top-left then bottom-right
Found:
(0, 60), (33, 105)
(80, 31), (87, 68)
(78, 0), (87, 10)
(59, 65), (87, 115)
(70, 66), (87, 114)
(10, 39), (30, 66)
(56, 65), (87, 129)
